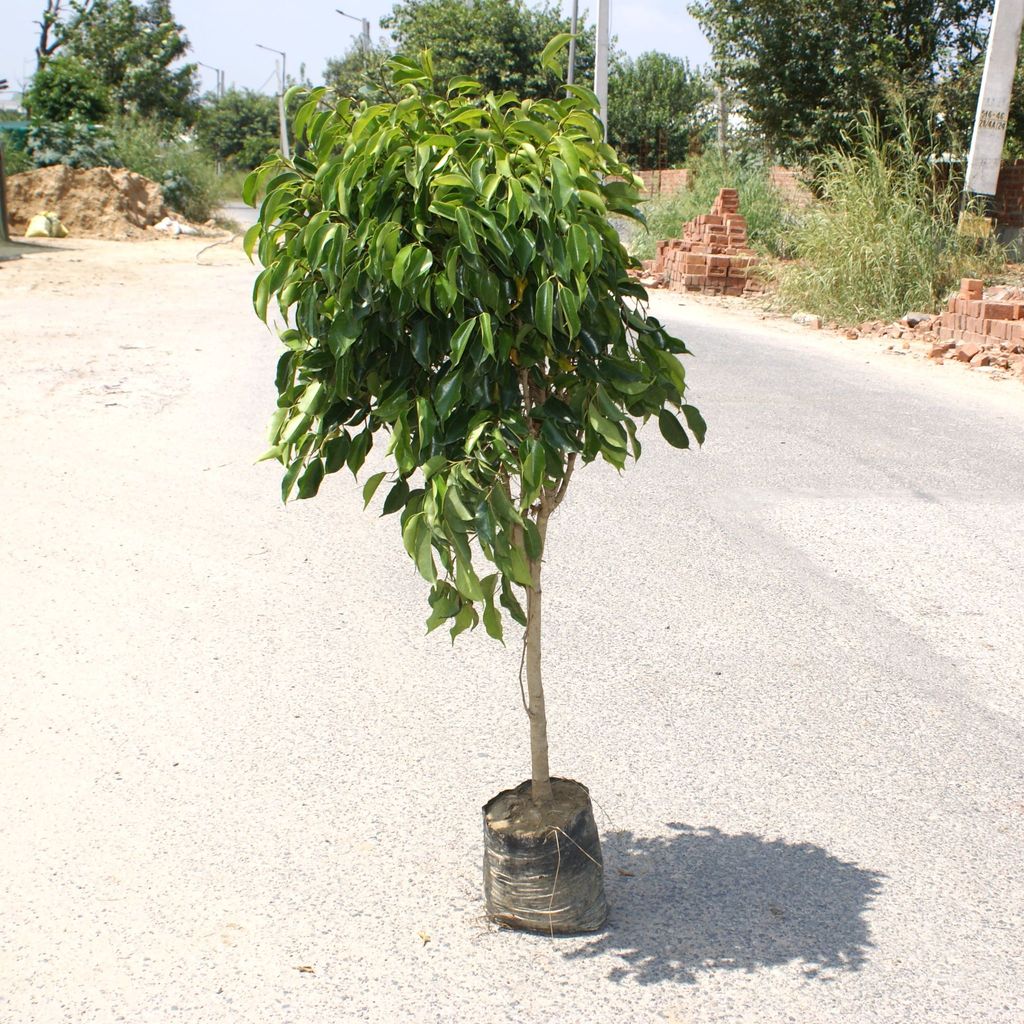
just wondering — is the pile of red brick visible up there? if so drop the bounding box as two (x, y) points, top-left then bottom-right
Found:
(651, 189), (764, 297)
(928, 278), (1024, 371)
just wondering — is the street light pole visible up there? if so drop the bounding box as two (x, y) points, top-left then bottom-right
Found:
(197, 62), (225, 99)
(337, 9), (371, 52)
(567, 0), (578, 86)
(594, 0), (609, 141)
(256, 43), (290, 160)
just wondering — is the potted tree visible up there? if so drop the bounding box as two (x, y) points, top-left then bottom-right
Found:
(245, 38), (704, 936)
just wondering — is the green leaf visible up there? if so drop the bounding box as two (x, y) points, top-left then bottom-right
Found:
(415, 523), (437, 583)
(446, 485), (474, 523)
(522, 438), (545, 499)
(324, 434), (350, 474)
(509, 544), (533, 587)
(682, 404), (707, 446)
(435, 370), (462, 422)
(243, 222), (261, 261)
(465, 413), (490, 454)
(558, 286), (580, 338)
(490, 483), (523, 526)
(392, 242), (415, 287)
(449, 604), (476, 642)
(256, 445), (283, 464)
(455, 206), (479, 254)
(536, 278), (554, 340)
(523, 519), (542, 560)
(411, 320), (430, 368)
(550, 157), (573, 210)
(483, 600), (503, 642)
(455, 557), (484, 602)
(479, 312), (494, 357)
(362, 471), (387, 507)
(416, 396), (436, 451)
(297, 458), (325, 499)
(500, 577), (527, 626)
(539, 32), (573, 74)
(281, 459), (302, 503)
(450, 318), (476, 365)
(382, 478), (410, 515)
(658, 409), (690, 449)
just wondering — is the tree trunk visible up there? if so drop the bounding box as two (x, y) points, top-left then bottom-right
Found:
(525, 513), (553, 806)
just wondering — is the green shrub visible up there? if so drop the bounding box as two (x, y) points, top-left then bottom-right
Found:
(28, 121), (120, 169)
(632, 149), (790, 260)
(109, 117), (220, 221)
(777, 117), (1004, 325)
(1, 137), (34, 175)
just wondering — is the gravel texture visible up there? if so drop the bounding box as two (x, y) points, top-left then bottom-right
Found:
(1, 240), (1022, 1023)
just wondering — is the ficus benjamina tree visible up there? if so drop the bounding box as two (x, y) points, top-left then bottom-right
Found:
(245, 36), (705, 807)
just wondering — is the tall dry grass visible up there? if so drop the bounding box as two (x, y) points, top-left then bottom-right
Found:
(776, 117), (1004, 324)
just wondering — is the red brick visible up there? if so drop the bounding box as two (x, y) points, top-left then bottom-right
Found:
(981, 300), (1015, 320)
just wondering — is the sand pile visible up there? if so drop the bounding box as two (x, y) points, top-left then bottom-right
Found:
(6, 165), (166, 240)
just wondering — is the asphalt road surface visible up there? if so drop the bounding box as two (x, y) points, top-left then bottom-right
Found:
(2, 239), (1022, 1023)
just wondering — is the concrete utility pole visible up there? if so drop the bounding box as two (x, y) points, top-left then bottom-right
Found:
(257, 44), (290, 160)
(594, 0), (609, 141)
(716, 83), (728, 156)
(966, 0), (1024, 197)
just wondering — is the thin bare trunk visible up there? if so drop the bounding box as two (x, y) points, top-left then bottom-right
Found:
(525, 510), (553, 805)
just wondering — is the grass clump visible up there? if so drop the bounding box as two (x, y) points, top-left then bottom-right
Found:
(632, 150), (791, 261)
(109, 117), (221, 222)
(777, 117), (1004, 325)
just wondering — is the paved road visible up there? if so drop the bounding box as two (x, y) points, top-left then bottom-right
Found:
(217, 201), (259, 230)
(1, 242), (1022, 1023)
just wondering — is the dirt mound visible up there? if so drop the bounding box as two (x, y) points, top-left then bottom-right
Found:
(6, 165), (166, 240)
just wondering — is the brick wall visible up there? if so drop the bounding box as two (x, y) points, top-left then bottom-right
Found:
(769, 166), (814, 208)
(635, 168), (689, 196)
(994, 162), (1024, 228)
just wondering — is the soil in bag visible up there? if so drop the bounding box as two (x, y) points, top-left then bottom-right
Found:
(482, 777), (607, 935)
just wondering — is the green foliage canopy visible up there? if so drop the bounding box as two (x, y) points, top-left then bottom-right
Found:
(59, 0), (197, 125)
(246, 45), (703, 641)
(689, 0), (990, 160)
(25, 53), (111, 123)
(324, 40), (394, 100)
(382, 0), (596, 99)
(195, 89), (280, 170)
(608, 52), (712, 167)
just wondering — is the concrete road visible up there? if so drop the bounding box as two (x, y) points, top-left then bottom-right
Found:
(217, 201), (259, 231)
(1, 241), (1022, 1023)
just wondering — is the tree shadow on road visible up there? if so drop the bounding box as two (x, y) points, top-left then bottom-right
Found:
(564, 824), (885, 985)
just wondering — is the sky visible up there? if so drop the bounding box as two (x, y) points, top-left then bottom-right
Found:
(1, 0), (712, 97)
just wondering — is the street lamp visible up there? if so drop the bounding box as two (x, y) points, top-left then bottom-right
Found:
(594, 0), (609, 141)
(336, 8), (371, 52)
(197, 62), (225, 99)
(256, 43), (290, 160)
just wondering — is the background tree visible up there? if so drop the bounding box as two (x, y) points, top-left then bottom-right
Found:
(195, 88), (280, 169)
(58, 0), (197, 125)
(324, 39), (393, 99)
(382, 0), (596, 97)
(689, 0), (991, 161)
(608, 51), (712, 167)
